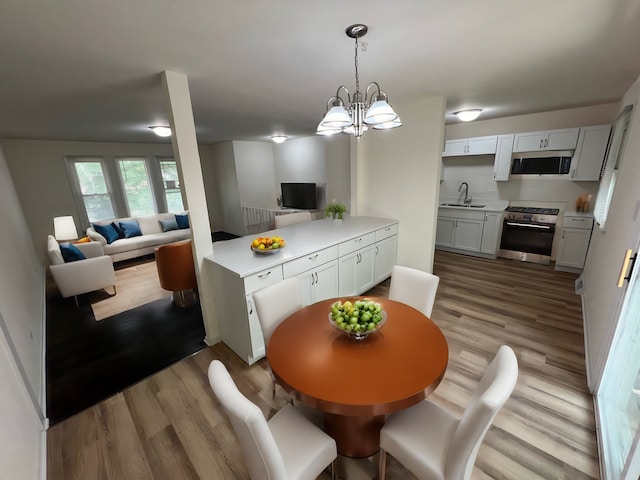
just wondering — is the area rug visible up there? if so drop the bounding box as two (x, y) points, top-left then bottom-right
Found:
(89, 259), (171, 321)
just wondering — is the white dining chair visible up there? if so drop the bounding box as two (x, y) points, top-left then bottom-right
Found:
(275, 211), (312, 228)
(252, 277), (304, 397)
(388, 265), (440, 317)
(378, 345), (518, 480)
(208, 360), (337, 480)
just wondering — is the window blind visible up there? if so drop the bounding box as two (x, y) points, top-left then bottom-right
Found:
(594, 105), (633, 229)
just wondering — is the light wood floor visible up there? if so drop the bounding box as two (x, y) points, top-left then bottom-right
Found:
(89, 258), (170, 321)
(47, 250), (600, 479)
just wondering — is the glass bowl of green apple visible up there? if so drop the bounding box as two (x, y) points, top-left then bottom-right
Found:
(328, 299), (386, 340)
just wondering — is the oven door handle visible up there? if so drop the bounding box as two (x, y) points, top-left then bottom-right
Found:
(505, 222), (553, 230)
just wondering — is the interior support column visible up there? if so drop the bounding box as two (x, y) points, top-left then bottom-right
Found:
(161, 70), (219, 345)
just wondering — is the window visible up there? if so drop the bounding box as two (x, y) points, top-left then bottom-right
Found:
(159, 158), (184, 212)
(66, 155), (184, 226)
(594, 105), (633, 230)
(69, 159), (115, 223)
(117, 157), (155, 217)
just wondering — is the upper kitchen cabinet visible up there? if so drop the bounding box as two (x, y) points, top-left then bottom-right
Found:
(570, 124), (612, 181)
(512, 128), (579, 152)
(442, 135), (498, 157)
(493, 134), (515, 181)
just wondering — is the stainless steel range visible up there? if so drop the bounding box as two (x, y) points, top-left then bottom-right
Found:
(498, 206), (560, 265)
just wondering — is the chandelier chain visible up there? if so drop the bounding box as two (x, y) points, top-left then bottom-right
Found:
(354, 36), (360, 94)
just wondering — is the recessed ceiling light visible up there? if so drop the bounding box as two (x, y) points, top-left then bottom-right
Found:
(453, 109), (483, 122)
(150, 126), (172, 137)
(271, 135), (287, 144)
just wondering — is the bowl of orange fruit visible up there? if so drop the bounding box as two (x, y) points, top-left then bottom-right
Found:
(250, 235), (286, 255)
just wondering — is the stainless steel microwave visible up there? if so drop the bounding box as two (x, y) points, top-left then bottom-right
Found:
(511, 153), (572, 175)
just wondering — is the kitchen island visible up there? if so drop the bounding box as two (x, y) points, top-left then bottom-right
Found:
(205, 216), (399, 364)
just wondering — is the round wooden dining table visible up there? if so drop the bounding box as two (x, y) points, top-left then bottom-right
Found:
(267, 297), (449, 458)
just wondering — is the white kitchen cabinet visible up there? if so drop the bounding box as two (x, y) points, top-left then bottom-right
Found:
(493, 134), (515, 181)
(435, 210), (484, 252)
(480, 211), (503, 255)
(556, 214), (594, 271)
(442, 135), (498, 156)
(513, 128), (579, 152)
(493, 133), (514, 181)
(338, 244), (376, 296)
(570, 124), (612, 181)
(374, 234), (398, 284)
(435, 217), (456, 247)
(296, 260), (338, 305)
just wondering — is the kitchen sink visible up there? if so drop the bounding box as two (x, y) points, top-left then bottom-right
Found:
(440, 203), (486, 208)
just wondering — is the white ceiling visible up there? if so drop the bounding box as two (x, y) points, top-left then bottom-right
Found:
(1, 0), (640, 144)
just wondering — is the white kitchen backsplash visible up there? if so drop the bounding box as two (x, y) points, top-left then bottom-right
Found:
(440, 155), (599, 211)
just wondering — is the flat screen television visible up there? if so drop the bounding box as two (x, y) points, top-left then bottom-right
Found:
(281, 182), (317, 210)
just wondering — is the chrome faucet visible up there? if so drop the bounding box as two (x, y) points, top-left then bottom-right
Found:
(458, 182), (471, 204)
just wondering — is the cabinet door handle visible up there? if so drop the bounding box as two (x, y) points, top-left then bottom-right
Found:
(247, 299), (253, 315)
(375, 246), (379, 255)
(308, 254), (319, 261)
(617, 249), (637, 287)
(315, 272), (318, 284)
(355, 238), (362, 243)
(258, 271), (271, 279)
(562, 232), (565, 239)
(539, 139), (543, 149)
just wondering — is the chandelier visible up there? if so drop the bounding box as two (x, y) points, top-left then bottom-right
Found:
(317, 24), (401, 140)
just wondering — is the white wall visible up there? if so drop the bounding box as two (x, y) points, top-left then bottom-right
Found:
(357, 96), (446, 272)
(208, 141), (244, 235)
(582, 76), (640, 389)
(2, 139), (176, 260)
(0, 144), (45, 479)
(445, 103), (619, 139)
(233, 141), (278, 207)
(324, 135), (351, 212)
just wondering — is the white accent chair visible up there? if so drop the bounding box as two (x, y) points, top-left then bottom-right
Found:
(378, 345), (518, 480)
(388, 265), (440, 317)
(275, 211), (312, 228)
(47, 235), (117, 307)
(252, 277), (304, 398)
(208, 360), (337, 480)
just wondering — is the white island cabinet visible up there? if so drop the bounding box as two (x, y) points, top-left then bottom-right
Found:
(206, 216), (399, 365)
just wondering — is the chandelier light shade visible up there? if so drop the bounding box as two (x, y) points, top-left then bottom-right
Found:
(54, 216), (78, 241)
(317, 24), (401, 140)
(150, 126), (172, 137)
(453, 109), (483, 122)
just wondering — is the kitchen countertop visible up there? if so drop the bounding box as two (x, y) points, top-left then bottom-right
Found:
(205, 216), (398, 278)
(438, 200), (509, 212)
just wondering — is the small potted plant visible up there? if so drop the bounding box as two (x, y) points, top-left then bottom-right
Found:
(325, 202), (347, 220)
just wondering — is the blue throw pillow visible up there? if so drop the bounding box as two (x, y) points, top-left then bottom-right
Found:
(175, 213), (189, 229)
(160, 218), (178, 232)
(111, 222), (124, 239)
(93, 223), (120, 244)
(119, 220), (142, 238)
(60, 243), (86, 263)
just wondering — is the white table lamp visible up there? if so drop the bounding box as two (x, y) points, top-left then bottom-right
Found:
(54, 216), (78, 242)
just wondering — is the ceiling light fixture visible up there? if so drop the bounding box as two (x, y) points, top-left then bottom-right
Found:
(150, 126), (172, 137)
(453, 109), (483, 122)
(271, 135), (287, 144)
(317, 24), (401, 140)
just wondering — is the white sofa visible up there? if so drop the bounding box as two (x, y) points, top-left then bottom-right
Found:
(86, 212), (191, 263)
(47, 235), (116, 306)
